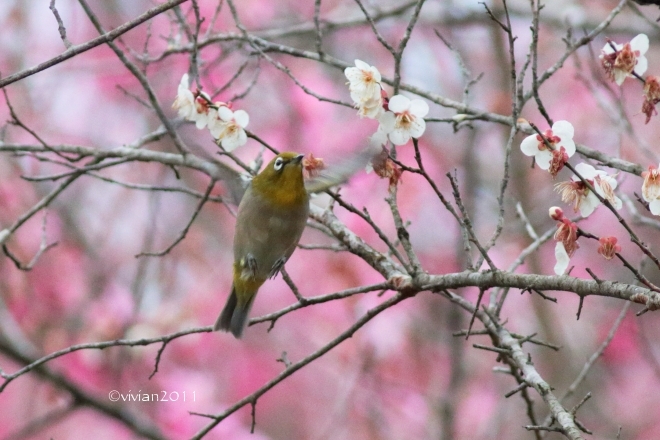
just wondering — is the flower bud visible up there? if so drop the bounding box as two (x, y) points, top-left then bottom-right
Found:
(549, 206), (564, 221)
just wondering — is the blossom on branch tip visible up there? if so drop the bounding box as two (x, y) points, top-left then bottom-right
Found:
(173, 74), (196, 119)
(642, 164), (660, 215)
(374, 95), (429, 146)
(369, 147), (402, 189)
(600, 34), (649, 86)
(209, 106), (249, 151)
(345, 60), (382, 103)
(554, 163), (621, 218)
(549, 147), (570, 177)
(554, 217), (579, 257)
(642, 76), (660, 124)
(552, 215), (579, 276)
(520, 120), (575, 172)
(172, 74), (212, 128)
(598, 236), (621, 260)
(358, 94), (385, 119)
(345, 60), (383, 119)
(549, 206), (564, 221)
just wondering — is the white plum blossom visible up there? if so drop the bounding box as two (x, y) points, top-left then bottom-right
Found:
(358, 95), (384, 119)
(554, 242), (570, 275)
(520, 120), (575, 172)
(172, 74), (213, 128)
(642, 164), (660, 215)
(172, 73), (251, 152)
(172, 74), (197, 120)
(345, 60), (382, 107)
(209, 106), (249, 151)
(373, 95), (428, 146)
(555, 163), (621, 218)
(600, 33), (649, 86)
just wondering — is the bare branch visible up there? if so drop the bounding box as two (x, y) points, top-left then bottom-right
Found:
(0, 0), (189, 89)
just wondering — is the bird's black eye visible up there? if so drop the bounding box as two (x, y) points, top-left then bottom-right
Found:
(274, 157), (284, 171)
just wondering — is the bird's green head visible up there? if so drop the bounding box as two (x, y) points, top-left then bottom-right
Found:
(251, 152), (307, 207)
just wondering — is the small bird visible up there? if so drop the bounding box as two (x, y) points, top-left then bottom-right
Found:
(213, 149), (376, 338)
(214, 152), (310, 338)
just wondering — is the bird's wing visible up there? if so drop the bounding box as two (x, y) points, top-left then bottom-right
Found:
(304, 146), (379, 194)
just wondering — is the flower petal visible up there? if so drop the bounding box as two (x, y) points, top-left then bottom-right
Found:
(535, 149), (553, 170)
(370, 128), (389, 147)
(574, 163), (596, 179)
(377, 111), (396, 133)
(552, 120), (574, 140)
(388, 95), (410, 113)
(371, 67), (382, 83)
(409, 99), (429, 118)
(222, 129), (247, 151)
(635, 56), (648, 77)
(233, 110), (249, 127)
(209, 120), (227, 139)
(345, 67), (361, 82)
(180, 73), (190, 89)
(601, 43), (616, 55)
(614, 69), (627, 86)
(579, 192), (599, 217)
(520, 135), (541, 156)
(389, 128), (411, 146)
(651, 199), (660, 215)
(359, 101), (383, 119)
(217, 106), (233, 121)
(557, 139), (576, 157)
(603, 175), (618, 190)
(408, 118), (426, 138)
(195, 115), (208, 129)
(631, 33), (649, 55)
(354, 59), (370, 70)
(554, 242), (570, 275)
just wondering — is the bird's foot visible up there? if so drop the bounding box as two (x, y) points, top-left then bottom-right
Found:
(269, 258), (286, 279)
(240, 254), (258, 279)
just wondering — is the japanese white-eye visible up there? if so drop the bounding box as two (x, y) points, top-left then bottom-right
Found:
(213, 148), (377, 338)
(214, 153), (309, 337)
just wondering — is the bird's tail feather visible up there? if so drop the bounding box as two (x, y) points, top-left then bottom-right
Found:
(214, 287), (255, 338)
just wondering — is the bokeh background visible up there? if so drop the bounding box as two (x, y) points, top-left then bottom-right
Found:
(2, 0), (660, 438)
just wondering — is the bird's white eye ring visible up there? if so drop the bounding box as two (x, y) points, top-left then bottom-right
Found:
(274, 157), (284, 171)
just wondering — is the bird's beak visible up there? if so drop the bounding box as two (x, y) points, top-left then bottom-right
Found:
(293, 154), (304, 164)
